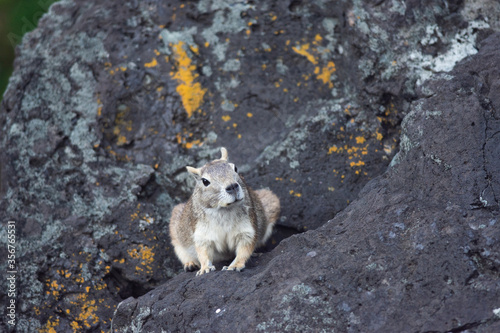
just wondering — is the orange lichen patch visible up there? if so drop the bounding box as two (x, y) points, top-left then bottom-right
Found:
(94, 281), (108, 291)
(222, 115), (231, 122)
(154, 49), (160, 56)
(36, 256), (118, 332)
(328, 145), (339, 154)
(127, 244), (155, 274)
(316, 61), (336, 88)
(130, 203), (141, 221)
(355, 136), (366, 144)
(46, 279), (64, 299)
(169, 41), (207, 118)
(39, 317), (60, 333)
(113, 106), (133, 146)
(328, 130), (370, 175)
(189, 45), (200, 55)
(69, 293), (100, 330)
(70, 321), (83, 331)
(350, 160), (365, 167)
(97, 98), (103, 117)
(144, 58), (158, 68)
(247, 112), (253, 118)
(185, 139), (202, 149)
(293, 39), (336, 89)
(58, 269), (72, 278)
(289, 190), (302, 197)
(292, 43), (317, 65)
(176, 130), (204, 149)
(117, 135), (128, 146)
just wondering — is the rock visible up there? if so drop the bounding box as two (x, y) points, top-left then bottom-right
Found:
(111, 32), (500, 332)
(0, 0), (498, 332)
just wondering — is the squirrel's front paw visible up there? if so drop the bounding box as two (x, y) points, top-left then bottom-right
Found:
(196, 265), (216, 276)
(222, 264), (245, 272)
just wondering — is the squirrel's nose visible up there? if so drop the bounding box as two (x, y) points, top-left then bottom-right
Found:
(225, 183), (239, 194)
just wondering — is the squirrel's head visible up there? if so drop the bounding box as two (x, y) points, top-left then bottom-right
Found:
(186, 147), (245, 209)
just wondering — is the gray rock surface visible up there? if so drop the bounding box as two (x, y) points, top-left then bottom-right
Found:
(112, 32), (500, 332)
(0, 0), (498, 332)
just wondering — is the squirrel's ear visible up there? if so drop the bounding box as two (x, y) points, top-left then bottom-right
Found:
(186, 166), (201, 178)
(220, 147), (228, 161)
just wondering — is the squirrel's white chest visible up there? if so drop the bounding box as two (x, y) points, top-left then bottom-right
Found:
(193, 207), (254, 256)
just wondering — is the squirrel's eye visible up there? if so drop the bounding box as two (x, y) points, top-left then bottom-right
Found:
(201, 178), (210, 187)
(234, 165), (238, 173)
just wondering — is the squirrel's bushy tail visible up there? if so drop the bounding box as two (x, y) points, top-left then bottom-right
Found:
(255, 189), (280, 225)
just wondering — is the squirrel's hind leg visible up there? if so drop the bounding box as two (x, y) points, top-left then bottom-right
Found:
(173, 244), (200, 272)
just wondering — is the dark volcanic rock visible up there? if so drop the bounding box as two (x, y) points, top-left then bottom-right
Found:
(0, 0), (498, 332)
(111, 32), (500, 332)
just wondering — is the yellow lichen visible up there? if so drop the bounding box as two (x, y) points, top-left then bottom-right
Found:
(292, 43), (317, 65)
(117, 135), (128, 146)
(144, 58), (158, 68)
(97, 98), (103, 117)
(127, 244), (155, 274)
(316, 61), (336, 88)
(170, 41), (207, 117)
(72, 293), (99, 330)
(355, 136), (366, 144)
(293, 39), (336, 88)
(39, 317), (60, 333)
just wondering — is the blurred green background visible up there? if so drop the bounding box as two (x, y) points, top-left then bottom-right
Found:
(0, 0), (57, 102)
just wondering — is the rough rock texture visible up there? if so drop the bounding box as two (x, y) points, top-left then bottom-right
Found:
(0, 0), (498, 332)
(112, 32), (500, 332)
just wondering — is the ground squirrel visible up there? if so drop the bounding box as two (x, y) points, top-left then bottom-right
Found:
(169, 147), (280, 276)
